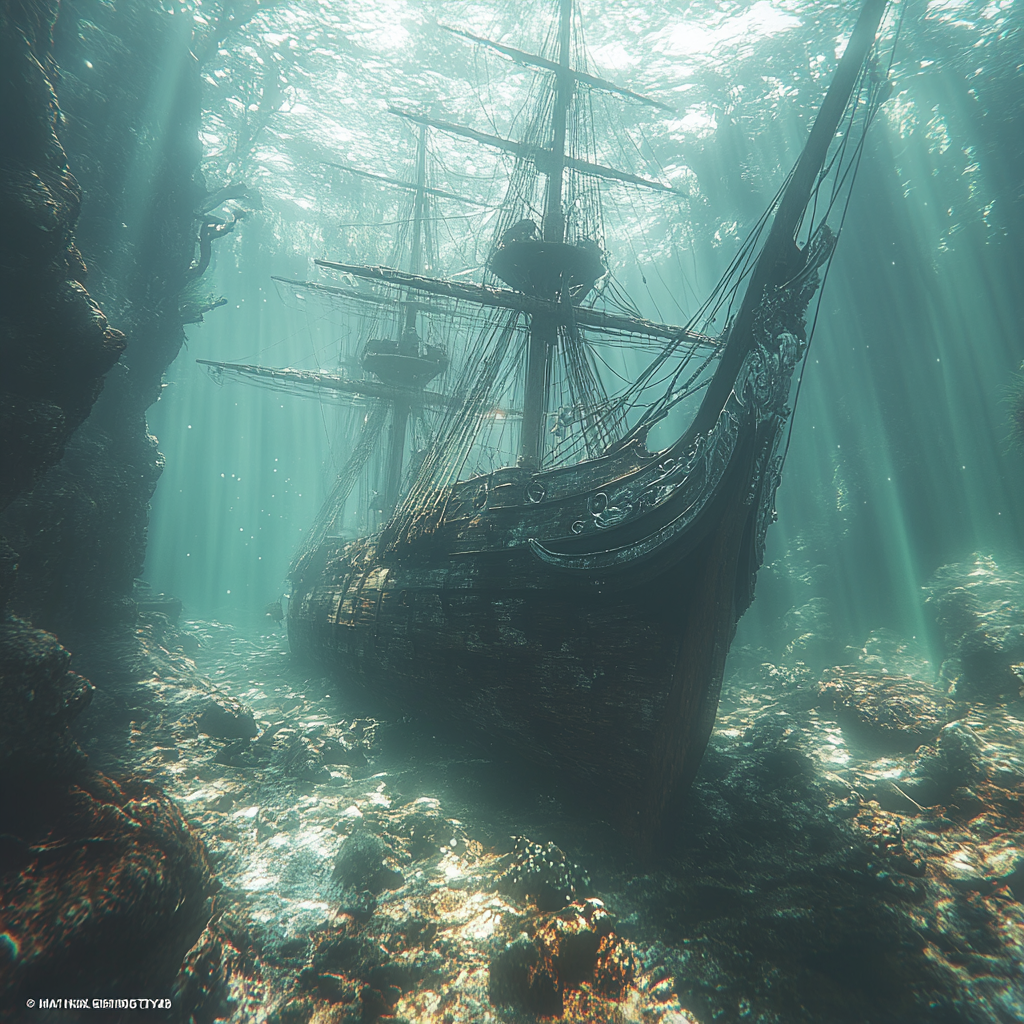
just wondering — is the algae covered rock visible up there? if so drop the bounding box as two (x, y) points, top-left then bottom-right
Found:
(0, 773), (212, 1001)
(496, 836), (592, 911)
(924, 554), (1024, 699)
(196, 695), (258, 738)
(332, 827), (404, 893)
(818, 667), (954, 753)
(0, 616), (93, 780)
(488, 898), (635, 1015)
(899, 719), (986, 806)
(0, 617), (213, 1006)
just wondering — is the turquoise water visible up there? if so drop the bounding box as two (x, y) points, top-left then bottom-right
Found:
(145, 0), (1023, 660)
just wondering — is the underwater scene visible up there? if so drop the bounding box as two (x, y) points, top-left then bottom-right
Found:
(1, 0), (1022, 1021)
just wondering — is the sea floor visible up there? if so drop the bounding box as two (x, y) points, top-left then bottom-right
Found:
(71, 615), (1024, 1024)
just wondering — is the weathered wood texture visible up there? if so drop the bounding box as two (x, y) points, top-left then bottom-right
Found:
(290, 422), (760, 846)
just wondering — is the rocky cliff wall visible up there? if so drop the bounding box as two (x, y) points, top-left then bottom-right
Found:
(2, 0), (210, 646)
(0, 1), (213, 1009)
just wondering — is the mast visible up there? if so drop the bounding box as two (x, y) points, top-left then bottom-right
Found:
(439, 25), (677, 113)
(519, 0), (573, 469)
(313, 0), (683, 473)
(195, 360), (454, 409)
(383, 124), (429, 514)
(313, 260), (720, 347)
(544, 0), (572, 246)
(388, 107), (686, 195)
(407, 124), (428, 309)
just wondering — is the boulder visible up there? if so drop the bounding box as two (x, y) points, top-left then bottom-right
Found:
(488, 898), (634, 1014)
(924, 554), (1024, 699)
(196, 696), (258, 738)
(818, 668), (954, 753)
(496, 836), (592, 911)
(0, 616), (213, 1003)
(0, 773), (212, 1001)
(333, 828), (403, 894)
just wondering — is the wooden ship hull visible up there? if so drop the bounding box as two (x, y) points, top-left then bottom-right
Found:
(278, 0), (890, 845)
(289, 297), (804, 843)
(289, 437), (757, 843)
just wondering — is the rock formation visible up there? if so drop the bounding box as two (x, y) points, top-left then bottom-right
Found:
(0, 0), (213, 1009)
